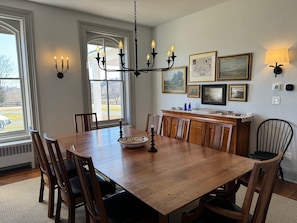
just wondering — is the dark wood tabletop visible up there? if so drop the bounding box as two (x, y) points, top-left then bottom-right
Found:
(56, 126), (256, 223)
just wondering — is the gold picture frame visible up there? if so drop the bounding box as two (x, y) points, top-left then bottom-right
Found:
(187, 85), (200, 98)
(228, 84), (248, 101)
(162, 66), (187, 94)
(189, 51), (217, 82)
(217, 53), (252, 81)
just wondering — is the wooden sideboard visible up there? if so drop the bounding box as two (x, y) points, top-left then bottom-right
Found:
(161, 110), (252, 157)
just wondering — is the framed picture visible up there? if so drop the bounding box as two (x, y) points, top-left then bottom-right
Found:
(217, 53), (252, 81)
(162, 66), (187, 94)
(189, 51), (217, 82)
(187, 85), (200, 98)
(201, 84), (227, 105)
(228, 84), (248, 102)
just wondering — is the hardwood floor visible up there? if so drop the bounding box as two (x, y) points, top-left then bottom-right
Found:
(1, 166), (297, 201)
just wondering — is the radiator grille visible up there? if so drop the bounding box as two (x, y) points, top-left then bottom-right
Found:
(0, 143), (32, 157)
(0, 141), (35, 170)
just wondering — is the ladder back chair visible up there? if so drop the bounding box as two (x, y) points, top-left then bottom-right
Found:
(145, 113), (161, 135)
(74, 113), (98, 132)
(70, 145), (158, 223)
(182, 151), (283, 223)
(250, 118), (293, 180)
(29, 127), (57, 218)
(160, 116), (191, 141)
(43, 134), (115, 223)
(204, 123), (233, 153)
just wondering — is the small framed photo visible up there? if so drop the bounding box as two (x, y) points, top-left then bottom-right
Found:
(217, 53), (252, 81)
(187, 85), (200, 98)
(162, 66), (187, 94)
(228, 84), (248, 102)
(201, 84), (227, 105)
(189, 51), (217, 82)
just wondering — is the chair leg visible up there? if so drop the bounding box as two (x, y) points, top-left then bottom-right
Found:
(39, 175), (45, 202)
(85, 205), (90, 223)
(48, 184), (55, 218)
(68, 203), (76, 223)
(280, 167), (284, 181)
(55, 190), (62, 223)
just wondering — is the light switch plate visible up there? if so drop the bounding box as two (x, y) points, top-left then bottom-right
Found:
(272, 96), (281, 104)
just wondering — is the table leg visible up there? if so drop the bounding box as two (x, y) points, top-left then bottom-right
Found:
(159, 213), (169, 223)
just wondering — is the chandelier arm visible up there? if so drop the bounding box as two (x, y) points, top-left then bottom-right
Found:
(94, 0), (176, 77)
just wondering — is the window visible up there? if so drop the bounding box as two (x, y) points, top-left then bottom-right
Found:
(0, 6), (38, 143)
(87, 37), (124, 122)
(79, 21), (136, 127)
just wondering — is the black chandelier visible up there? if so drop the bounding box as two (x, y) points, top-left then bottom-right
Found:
(95, 0), (176, 77)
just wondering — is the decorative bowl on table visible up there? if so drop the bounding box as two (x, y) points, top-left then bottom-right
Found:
(118, 136), (149, 148)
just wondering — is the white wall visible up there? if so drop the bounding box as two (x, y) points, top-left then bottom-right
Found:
(1, 0), (153, 136)
(152, 0), (297, 182)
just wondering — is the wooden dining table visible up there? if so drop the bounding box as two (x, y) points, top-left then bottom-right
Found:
(56, 126), (256, 223)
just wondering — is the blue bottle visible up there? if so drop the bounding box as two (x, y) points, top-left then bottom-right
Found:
(188, 103), (191, 111)
(184, 103), (187, 111)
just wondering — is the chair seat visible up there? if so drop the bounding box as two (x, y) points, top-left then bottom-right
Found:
(70, 172), (115, 197)
(251, 151), (277, 160)
(104, 190), (157, 223)
(49, 159), (77, 178)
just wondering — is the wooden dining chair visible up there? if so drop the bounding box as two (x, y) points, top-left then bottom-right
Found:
(181, 151), (283, 223)
(43, 134), (115, 223)
(30, 127), (77, 218)
(204, 123), (233, 153)
(74, 113), (99, 132)
(69, 145), (158, 223)
(249, 118), (293, 181)
(145, 113), (161, 135)
(160, 116), (191, 141)
(29, 127), (57, 218)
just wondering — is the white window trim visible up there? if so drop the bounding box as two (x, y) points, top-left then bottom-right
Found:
(0, 6), (39, 143)
(78, 21), (136, 127)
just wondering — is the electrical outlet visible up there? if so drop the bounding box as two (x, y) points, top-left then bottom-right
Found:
(272, 96), (281, 104)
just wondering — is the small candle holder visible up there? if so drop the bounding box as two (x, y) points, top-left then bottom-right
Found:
(119, 119), (123, 139)
(148, 125), (157, 152)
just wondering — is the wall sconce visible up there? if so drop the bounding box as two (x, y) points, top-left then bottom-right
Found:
(265, 48), (289, 77)
(54, 56), (69, 79)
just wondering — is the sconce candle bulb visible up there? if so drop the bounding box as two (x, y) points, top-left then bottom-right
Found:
(54, 55), (69, 79)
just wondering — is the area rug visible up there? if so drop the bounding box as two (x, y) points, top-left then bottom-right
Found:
(1, 177), (297, 223)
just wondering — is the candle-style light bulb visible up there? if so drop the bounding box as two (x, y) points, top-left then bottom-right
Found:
(167, 50), (171, 59)
(54, 56), (57, 68)
(146, 54), (150, 61)
(96, 46), (100, 58)
(102, 51), (105, 58)
(66, 57), (69, 69)
(171, 45), (175, 53)
(61, 56), (64, 67)
(151, 40), (156, 49)
(119, 40), (123, 49)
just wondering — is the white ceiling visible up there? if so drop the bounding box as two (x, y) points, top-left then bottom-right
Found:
(25, 0), (230, 27)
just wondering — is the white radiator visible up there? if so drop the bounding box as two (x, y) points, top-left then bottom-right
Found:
(0, 141), (35, 171)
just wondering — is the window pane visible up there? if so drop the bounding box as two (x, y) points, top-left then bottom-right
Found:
(108, 81), (122, 120)
(88, 38), (124, 123)
(91, 80), (108, 121)
(0, 33), (19, 78)
(105, 46), (121, 80)
(0, 79), (25, 133)
(0, 32), (25, 134)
